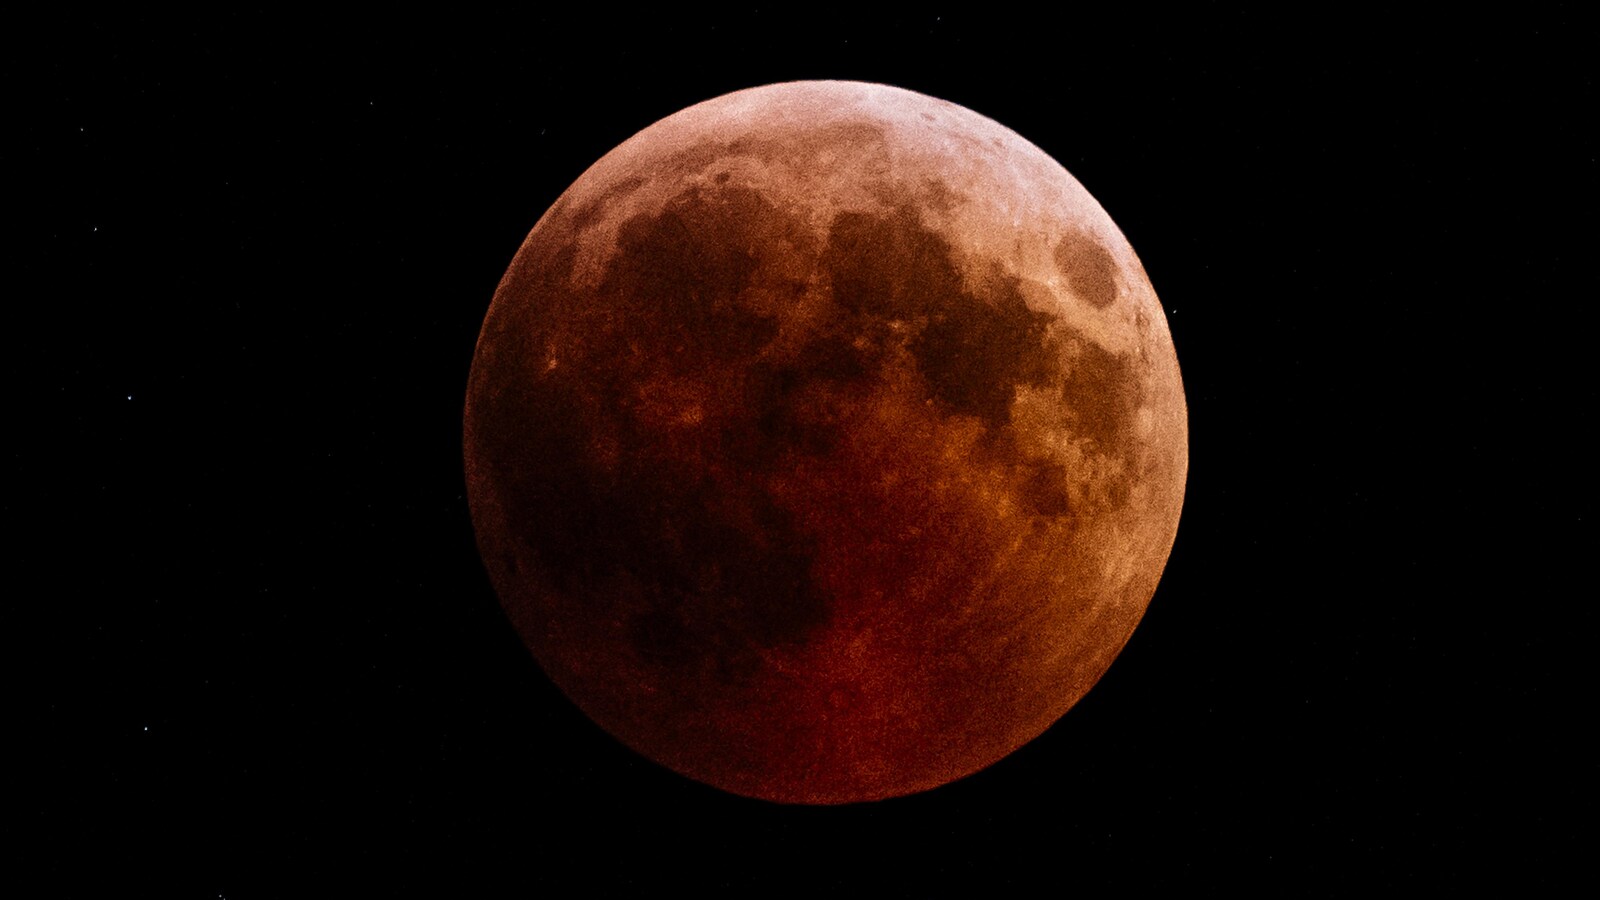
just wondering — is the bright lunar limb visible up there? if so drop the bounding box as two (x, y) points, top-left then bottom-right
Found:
(465, 81), (1186, 804)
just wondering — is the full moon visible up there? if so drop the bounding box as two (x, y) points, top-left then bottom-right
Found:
(464, 81), (1187, 804)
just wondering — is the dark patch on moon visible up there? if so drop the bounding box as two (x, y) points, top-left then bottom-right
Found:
(482, 377), (837, 688)
(822, 203), (1060, 429)
(920, 177), (963, 214)
(912, 282), (1057, 429)
(600, 183), (797, 364)
(474, 179), (846, 692)
(1054, 231), (1119, 309)
(1020, 461), (1074, 517)
(1061, 337), (1141, 455)
(740, 352), (860, 463)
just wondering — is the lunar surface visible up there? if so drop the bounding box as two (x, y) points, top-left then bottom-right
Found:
(464, 81), (1187, 804)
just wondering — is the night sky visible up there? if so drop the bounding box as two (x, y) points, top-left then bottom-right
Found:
(18, 10), (1589, 894)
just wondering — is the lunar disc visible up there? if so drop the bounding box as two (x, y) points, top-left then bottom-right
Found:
(464, 80), (1187, 804)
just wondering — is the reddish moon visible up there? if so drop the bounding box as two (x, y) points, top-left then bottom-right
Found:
(464, 81), (1186, 804)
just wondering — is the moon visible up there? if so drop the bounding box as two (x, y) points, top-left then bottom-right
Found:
(464, 81), (1187, 804)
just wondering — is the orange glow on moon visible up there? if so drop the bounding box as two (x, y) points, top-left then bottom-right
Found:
(464, 81), (1187, 804)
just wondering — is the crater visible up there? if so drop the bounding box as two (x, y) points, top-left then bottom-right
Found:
(1054, 231), (1119, 309)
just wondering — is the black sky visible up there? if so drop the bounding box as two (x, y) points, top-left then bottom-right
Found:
(16, 10), (1590, 895)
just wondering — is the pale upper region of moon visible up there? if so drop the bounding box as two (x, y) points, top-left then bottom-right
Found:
(553, 82), (1151, 356)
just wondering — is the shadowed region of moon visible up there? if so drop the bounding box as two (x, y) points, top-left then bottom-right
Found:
(464, 81), (1187, 804)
